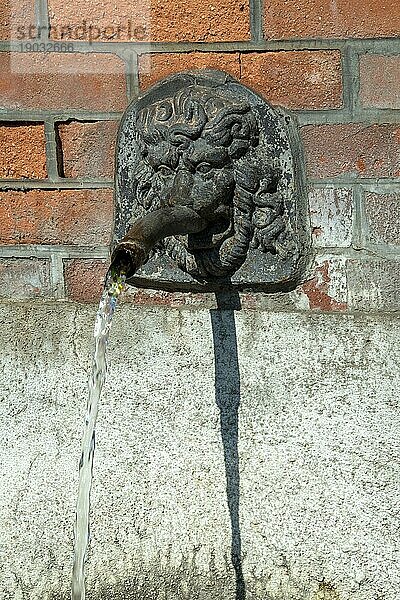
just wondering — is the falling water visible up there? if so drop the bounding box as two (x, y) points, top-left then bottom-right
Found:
(71, 271), (126, 600)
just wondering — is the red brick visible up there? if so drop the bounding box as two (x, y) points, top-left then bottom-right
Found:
(48, 1), (149, 42)
(48, 0), (250, 43)
(140, 51), (342, 110)
(0, 0), (35, 40)
(264, 0), (400, 40)
(0, 189), (113, 246)
(139, 53), (240, 90)
(57, 121), (118, 178)
(360, 55), (400, 110)
(0, 53), (127, 112)
(64, 258), (109, 302)
(0, 123), (47, 179)
(347, 259), (400, 311)
(308, 188), (353, 248)
(240, 51), (342, 110)
(0, 258), (51, 299)
(150, 0), (250, 42)
(364, 192), (400, 247)
(302, 125), (400, 179)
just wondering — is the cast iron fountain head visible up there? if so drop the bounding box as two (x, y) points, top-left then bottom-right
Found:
(110, 69), (310, 291)
(111, 205), (207, 279)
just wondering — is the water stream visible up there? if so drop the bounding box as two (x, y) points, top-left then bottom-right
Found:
(71, 272), (125, 600)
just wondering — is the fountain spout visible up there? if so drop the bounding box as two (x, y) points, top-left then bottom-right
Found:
(110, 205), (208, 279)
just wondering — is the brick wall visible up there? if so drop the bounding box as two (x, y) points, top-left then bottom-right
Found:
(0, 0), (399, 311)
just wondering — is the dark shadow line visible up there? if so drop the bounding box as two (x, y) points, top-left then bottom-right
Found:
(210, 290), (245, 600)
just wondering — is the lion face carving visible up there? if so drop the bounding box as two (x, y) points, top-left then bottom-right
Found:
(115, 71), (308, 288)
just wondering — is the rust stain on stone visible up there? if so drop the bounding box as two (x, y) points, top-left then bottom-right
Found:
(301, 260), (347, 311)
(312, 226), (324, 238)
(240, 292), (258, 309)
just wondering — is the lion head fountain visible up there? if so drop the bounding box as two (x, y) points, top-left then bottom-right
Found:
(112, 70), (309, 291)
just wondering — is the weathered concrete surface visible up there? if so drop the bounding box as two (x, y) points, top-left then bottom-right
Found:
(0, 302), (399, 600)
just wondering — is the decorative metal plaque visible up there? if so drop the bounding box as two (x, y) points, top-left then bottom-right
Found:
(114, 70), (310, 292)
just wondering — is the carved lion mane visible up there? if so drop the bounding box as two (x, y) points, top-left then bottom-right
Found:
(130, 85), (287, 279)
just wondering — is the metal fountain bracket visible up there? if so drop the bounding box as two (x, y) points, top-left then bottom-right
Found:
(114, 69), (310, 292)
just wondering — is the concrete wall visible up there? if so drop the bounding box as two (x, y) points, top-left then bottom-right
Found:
(1, 301), (399, 600)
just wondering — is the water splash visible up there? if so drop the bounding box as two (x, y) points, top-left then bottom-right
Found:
(71, 271), (126, 600)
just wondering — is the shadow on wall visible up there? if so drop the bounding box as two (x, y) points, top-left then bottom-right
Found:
(210, 291), (246, 600)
